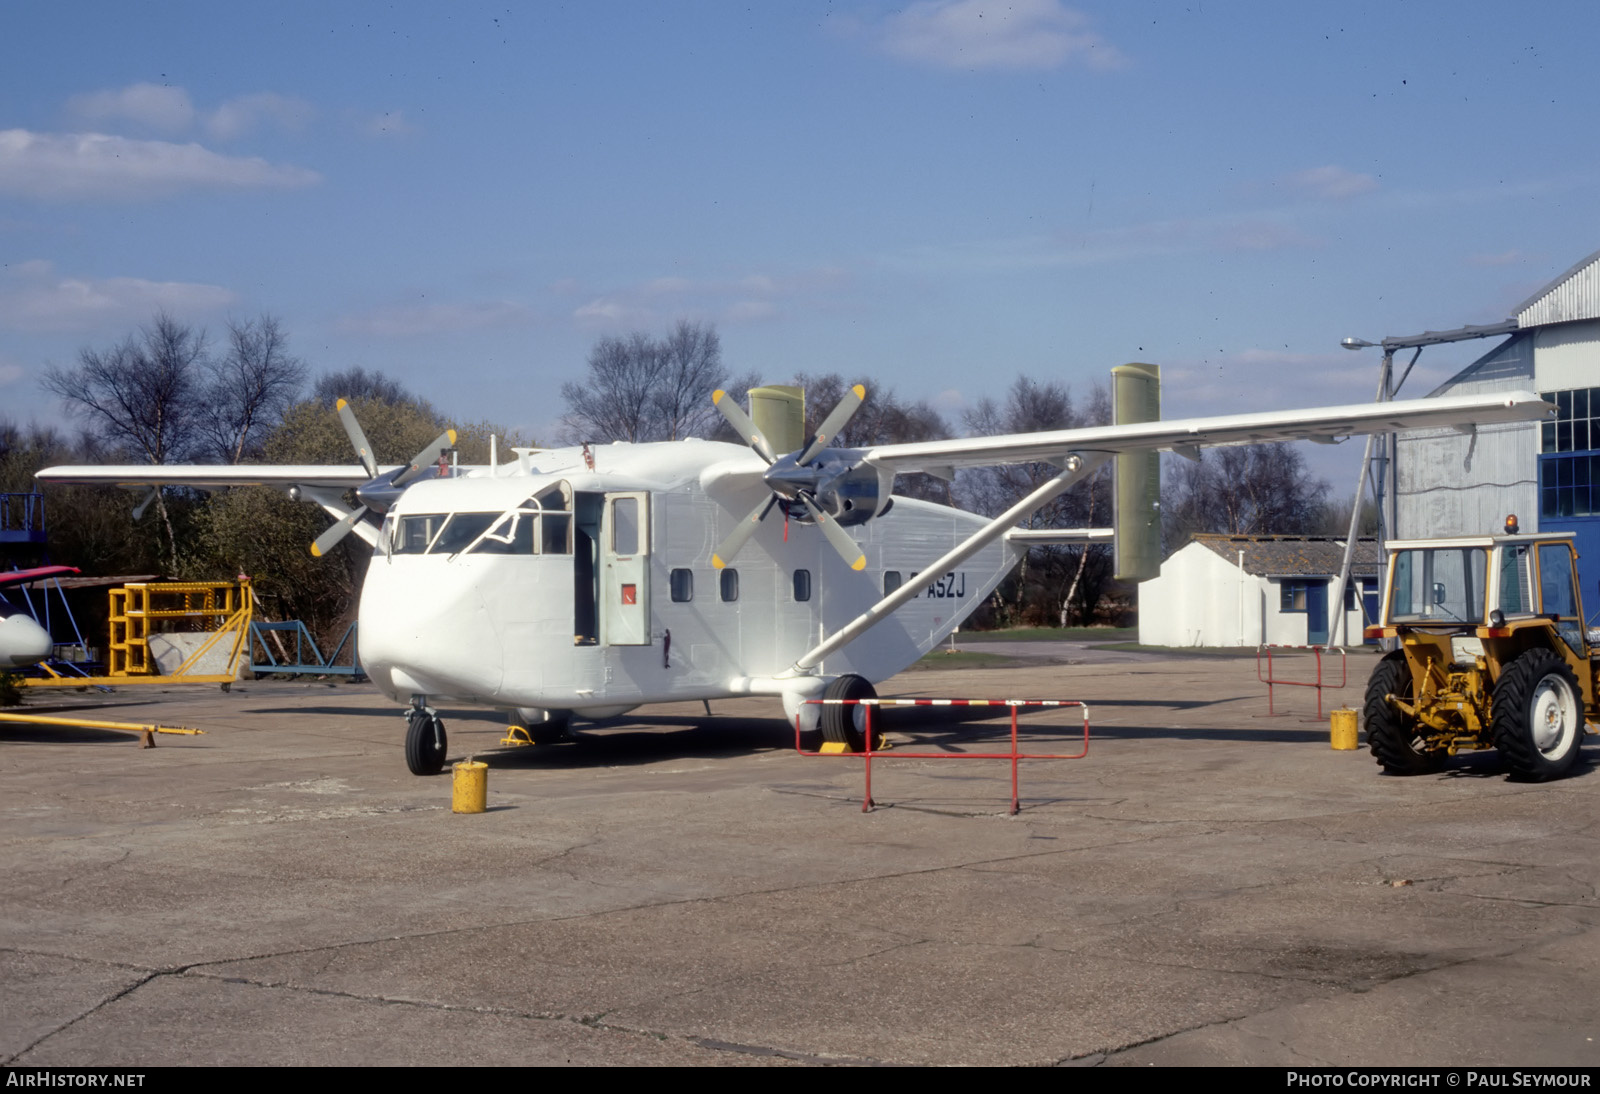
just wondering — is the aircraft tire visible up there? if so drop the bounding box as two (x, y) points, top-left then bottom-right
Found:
(1364, 651), (1443, 776)
(405, 709), (447, 775)
(1492, 648), (1583, 781)
(821, 674), (877, 752)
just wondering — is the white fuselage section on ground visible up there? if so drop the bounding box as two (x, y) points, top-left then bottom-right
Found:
(356, 439), (1017, 719)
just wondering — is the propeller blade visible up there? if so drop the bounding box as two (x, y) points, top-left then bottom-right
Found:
(797, 383), (865, 466)
(712, 495), (779, 570)
(393, 429), (459, 488)
(311, 507), (369, 558)
(798, 494), (866, 572)
(336, 398), (379, 479)
(712, 389), (776, 464)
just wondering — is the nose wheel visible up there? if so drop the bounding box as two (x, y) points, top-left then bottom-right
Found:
(405, 707), (447, 775)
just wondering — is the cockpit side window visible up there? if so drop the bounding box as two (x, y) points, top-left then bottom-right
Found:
(395, 514), (447, 554)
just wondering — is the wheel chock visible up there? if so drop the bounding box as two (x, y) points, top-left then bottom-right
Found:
(500, 724), (534, 747)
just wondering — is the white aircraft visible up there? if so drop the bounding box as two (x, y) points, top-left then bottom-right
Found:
(0, 566), (77, 668)
(35, 366), (1552, 774)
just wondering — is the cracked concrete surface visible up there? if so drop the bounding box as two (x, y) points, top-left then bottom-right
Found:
(3, 653), (1599, 1065)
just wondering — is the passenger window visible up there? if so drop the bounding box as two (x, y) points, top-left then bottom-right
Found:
(613, 498), (638, 555)
(884, 571), (902, 596)
(720, 568), (739, 602)
(793, 569), (811, 602)
(670, 569), (694, 602)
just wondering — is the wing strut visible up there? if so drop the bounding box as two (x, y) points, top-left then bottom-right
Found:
(787, 451), (1110, 675)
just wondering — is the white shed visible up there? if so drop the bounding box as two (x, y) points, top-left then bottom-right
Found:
(1139, 534), (1381, 648)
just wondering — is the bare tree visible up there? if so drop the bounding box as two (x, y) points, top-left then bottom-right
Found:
(312, 367), (431, 412)
(200, 315), (307, 463)
(43, 312), (211, 569)
(957, 376), (1112, 626)
(561, 321), (735, 443)
(1162, 442), (1330, 549)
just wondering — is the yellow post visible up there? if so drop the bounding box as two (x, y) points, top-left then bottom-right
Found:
(1330, 708), (1359, 750)
(452, 760), (488, 813)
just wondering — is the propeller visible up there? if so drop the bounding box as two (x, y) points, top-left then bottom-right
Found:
(309, 399), (457, 557)
(711, 384), (872, 572)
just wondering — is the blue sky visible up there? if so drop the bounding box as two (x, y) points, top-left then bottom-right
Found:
(3, 1), (1597, 484)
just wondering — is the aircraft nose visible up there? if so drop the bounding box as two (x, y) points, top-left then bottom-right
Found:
(1, 613), (53, 667)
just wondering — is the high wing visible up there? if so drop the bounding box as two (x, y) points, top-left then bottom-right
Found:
(31, 466), (372, 489)
(0, 565), (80, 588)
(861, 390), (1552, 474)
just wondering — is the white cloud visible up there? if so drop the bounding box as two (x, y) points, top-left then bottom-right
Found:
(0, 129), (321, 199)
(205, 93), (315, 140)
(66, 83), (196, 133)
(0, 260), (238, 333)
(874, 0), (1126, 71)
(335, 300), (533, 338)
(1281, 165), (1379, 201)
(572, 269), (849, 329)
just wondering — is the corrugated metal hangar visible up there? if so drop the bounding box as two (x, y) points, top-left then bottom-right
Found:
(1393, 250), (1600, 597)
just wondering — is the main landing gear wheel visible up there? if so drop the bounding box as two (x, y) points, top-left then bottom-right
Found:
(821, 674), (877, 753)
(1364, 651), (1444, 776)
(405, 708), (447, 776)
(1493, 648), (1584, 781)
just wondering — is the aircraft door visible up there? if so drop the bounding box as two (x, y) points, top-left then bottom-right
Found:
(601, 492), (650, 645)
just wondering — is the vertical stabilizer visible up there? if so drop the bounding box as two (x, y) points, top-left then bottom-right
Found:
(748, 385), (806, 455)
(1112, 363), (1161, 582)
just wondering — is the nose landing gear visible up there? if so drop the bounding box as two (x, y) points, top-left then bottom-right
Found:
(405, 702), (447, 775)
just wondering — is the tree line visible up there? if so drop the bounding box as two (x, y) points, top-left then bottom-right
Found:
(7, 312), (1355, 646)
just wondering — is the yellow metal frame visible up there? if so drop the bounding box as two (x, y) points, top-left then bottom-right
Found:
(22, 580), (253, 688)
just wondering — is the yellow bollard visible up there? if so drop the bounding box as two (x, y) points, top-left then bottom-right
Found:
(452, 760), (488, 813)
(1330, 708), (1359, 751)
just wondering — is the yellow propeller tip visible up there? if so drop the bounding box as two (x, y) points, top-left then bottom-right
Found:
(711, 555), (726, 569)
(712, 389), (726, 403)
(336, 398), (348, 410)
(851, 384), (865, 398)
(309, 543), (323, 558)
(446, 429), (458, 444)
(850, 556), (867, 571)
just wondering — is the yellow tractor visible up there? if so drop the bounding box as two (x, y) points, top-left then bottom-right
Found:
(1363, 523), (1594, 780)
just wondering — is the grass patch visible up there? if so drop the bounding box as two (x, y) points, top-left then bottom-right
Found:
(910, 650), (1015, 670)
(958, 627), (1137, 643)
(1088, 642), (1258, 657)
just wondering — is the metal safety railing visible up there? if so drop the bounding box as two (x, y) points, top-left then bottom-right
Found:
(1256, 644), (1347, 720)
(250, 620), (364, 678)
(797, 697), (1090, 815)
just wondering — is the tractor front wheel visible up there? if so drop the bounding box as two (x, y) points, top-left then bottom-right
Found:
(1364, 651), (1445, 776)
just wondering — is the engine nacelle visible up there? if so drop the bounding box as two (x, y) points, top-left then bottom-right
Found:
(814, 458), (890, 527)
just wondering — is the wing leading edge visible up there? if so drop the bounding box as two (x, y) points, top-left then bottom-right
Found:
(861, 389), (1553, 474)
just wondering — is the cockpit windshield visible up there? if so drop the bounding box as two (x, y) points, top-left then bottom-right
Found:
(378, 480), (574, 558)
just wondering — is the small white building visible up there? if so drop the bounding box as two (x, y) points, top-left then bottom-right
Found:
(1139, 534), (1381, 648)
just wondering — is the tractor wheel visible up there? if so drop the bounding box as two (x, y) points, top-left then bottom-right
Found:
(405, 709), (447, 776)
(821, 674), (877, 752)
(1364, 651), (1444, 775)
(1492, 649), (1584, 781)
